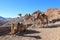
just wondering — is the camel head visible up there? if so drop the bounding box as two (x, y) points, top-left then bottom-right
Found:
(24, 14), (32, 20)
(32, 10), (42, 19)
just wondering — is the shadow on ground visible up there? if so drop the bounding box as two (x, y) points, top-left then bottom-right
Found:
(23, 36), (41, 39)
(0, 29), (41, 39)
(16, 30), (40, 35)
(16, 30), (41, 39)
(0, 30), (10, 36)
(44, 24), (60, 28)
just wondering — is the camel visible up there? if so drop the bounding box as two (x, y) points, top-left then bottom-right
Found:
(32, 12), (41, 21)
(9, 23), (27, 35)
(32, 11), (42, 27)
(24, 14), (33, 24)
(39, 13), (48, 27)
(32, 11), (48, 27)
(9, 23), (17, 35)
(24, 14), (32, 20)
(24, 14), (34, 27)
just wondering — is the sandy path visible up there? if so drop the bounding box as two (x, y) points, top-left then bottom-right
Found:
(0, 27), (60, 40)
(0, 21), (60, 40)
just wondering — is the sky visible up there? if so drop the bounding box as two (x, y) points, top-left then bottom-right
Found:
(0, 0), (60, 18)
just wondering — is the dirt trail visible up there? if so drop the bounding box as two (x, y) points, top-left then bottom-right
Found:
(0, 22), (60, 40)
(0, 27), (60, 40)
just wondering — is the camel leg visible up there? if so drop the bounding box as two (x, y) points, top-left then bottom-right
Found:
(21, 27), (25, 32)
(46, 21), (48, 28)
(16, 26), (21, 34)
(40, 20), (43, 28)
(17, 26), (25, 34)
(45, 19), (48, 28)
(9, 24), (15, 35)
(23, 25), (27, 32)
(41, 21), (44, 28)
(39, 20), (42, 27)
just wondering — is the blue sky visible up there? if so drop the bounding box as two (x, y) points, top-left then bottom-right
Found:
(0, 0), (60, 18)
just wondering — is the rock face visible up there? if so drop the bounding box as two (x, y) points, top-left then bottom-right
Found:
(0, 16), (13, 26)
(45, 8), (60, 21)
(0, 20), (7, 26)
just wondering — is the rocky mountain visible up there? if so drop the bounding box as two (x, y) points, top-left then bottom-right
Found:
(0, 16), (6, 20)
(0, 16), (13, 26)
(6, 18), (13, 21)
(0, 16), (13, 21)
(45, 8), (60, 22)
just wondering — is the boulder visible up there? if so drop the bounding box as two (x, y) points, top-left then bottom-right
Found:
(45, 8), (60, 21)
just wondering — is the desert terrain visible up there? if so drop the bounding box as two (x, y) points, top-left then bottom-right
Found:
(0, 22), (60, 40)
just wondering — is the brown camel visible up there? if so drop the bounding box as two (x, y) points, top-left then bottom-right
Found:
(32, 10), (42, 27)
(24, 14), (32, 20)
(24, 14), (33, 23)
(9, 23), (27, 35)
(32, 10), (48, 27)
(32, 12), (41, 21)
(24, 14), (34, 27)
(9, 23), (17, 35)
(39, 13), (48, 27)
